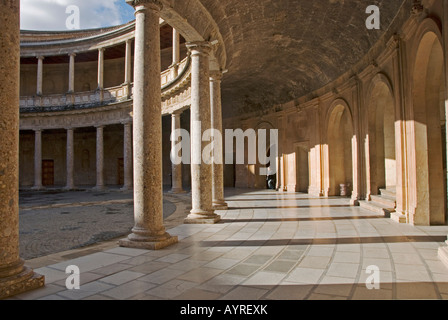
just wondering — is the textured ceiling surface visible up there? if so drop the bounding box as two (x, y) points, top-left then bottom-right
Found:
(199, 0), (409, 117)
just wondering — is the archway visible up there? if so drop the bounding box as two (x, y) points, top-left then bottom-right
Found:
(411, 31), (446, 225)
(367, 77), (396, 197)
(326, 102), (354, 196)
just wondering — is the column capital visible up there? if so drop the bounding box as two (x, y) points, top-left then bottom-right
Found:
(209, 70), (223, 81)
(126, 0), (162, 11)
(98, 47), (105, 53)
(68, 52), (76, 57)
(171, 111), (182, 118)
(36, 55), (45, 61)
(95, 124), (105, 129)
(186, 41), (212, 56)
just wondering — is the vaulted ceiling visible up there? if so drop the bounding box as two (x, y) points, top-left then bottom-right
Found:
(198, 0), (410, 117)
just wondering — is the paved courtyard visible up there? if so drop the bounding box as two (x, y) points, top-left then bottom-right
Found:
(11, 189), (448, 300)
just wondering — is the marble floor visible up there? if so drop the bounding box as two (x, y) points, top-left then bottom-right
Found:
(10, 189), (448, 300)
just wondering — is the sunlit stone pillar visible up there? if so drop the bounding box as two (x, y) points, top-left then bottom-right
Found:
(0, 0), (44, 299)
(32, 129), (43, 190)
(68, 53), (76, 93)
(184, 41), (220, 224)
(94, 125), (105, 191)
(170, 112), (185, 194)
(64, 128), (75, 190)
(170, 28), (180, 78)
(210, 71), (228, 210)
(119, 0), (177, 249)
(36, 56), (44, 96)
(121, 121), (133, 191)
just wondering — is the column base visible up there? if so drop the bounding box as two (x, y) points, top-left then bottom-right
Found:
(120, 185), (133, 192)
(118, 233), (178, 250)
(0, 266), (45, 300)
(31, 186), (45, 191)
(390, 211), (407, 224)
(213, 200), (228, 210)
(169, 188), (187, 194)
(350, 197), (359, 206)
(92, 186), (106, 192)
(185, 211), (221, 224)
(438, 245), (448, 269)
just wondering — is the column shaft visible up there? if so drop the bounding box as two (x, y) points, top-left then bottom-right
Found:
(97, 48), (104, 90)
(68, 53), (76, 93)
(121, 122), (133, 190)
(119, 0), (177, 250)
(33, 130), (43, 190)
(185, 41), (220, 224)
(210, 72), (228, 210)
(0, 0), (44, 299)
(65, 128), (75, 190)
(170, 113), (185, 193)
(94, 126), (105, 190)
(36, 56), (44, 95)
(170, 28), (180, 78)
(125, 39), (132, 84)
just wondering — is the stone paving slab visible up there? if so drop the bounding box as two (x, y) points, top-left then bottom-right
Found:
(9, 188), (448, 300)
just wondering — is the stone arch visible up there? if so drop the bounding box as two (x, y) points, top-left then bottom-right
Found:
(365, 73), (396, 198)
(409, 26), (446, 225)
(324, 98), (354, 197)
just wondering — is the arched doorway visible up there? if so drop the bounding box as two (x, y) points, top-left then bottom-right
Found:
(411, 30), (446, 225)
(325, 102), (354, 196)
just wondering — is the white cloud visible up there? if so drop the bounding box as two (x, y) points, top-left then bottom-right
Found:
(20, 0), (134, 31)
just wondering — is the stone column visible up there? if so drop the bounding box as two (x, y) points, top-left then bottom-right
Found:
(32, 129), (43, 190)
(121, 121), (133, 191)
(65, 128), (75, 190)
(185, 41), (220, 224)
(119, 0), (177, 250)
(36, 56), (44, 96)
(0, 0), (44, 299)
(170, 28), (180, 78)
(170, 112), (185, 194)
(124, 39), (132, 84)
(97, 48), (105, 90)
(210, 71), (228, 210)
(68, 53), (76, 93)
(94, 125), (105, 190)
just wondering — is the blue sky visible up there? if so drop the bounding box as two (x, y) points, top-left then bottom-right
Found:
(20, 0), (136, 31)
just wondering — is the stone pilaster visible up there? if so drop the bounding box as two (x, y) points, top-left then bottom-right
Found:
(93, 125), (105, 191)
(64, 128), (75, 190)
(184, 41), (220, 224)
(32, 129), (43, 190)
(170, 112), (185, 194)
(210, 71), (228, 210)
(121, 121), (133, 191)
(0, 0), (44, 299)
(119, 0), (177, 249)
